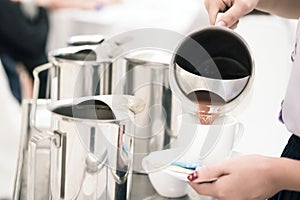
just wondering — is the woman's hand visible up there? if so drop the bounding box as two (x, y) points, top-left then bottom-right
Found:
(204, 0), (259, 28)
(188, 155), (282, 200)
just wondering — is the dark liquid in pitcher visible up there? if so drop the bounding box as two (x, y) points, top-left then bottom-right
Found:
(187, 90), (225, 125)
(55, 49), (97, 61)
(52, 99), (116, 120)
(190, 57), (249, 80)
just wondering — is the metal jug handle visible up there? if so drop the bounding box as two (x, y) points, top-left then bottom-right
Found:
(30, 63), (53, 132)
(27, 131), (60, 200)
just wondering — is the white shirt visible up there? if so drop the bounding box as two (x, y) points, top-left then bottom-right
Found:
(282, 18), (300, 137)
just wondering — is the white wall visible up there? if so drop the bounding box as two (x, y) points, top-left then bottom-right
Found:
(47, 0), (205, 50)
(232, 15), (298, 157)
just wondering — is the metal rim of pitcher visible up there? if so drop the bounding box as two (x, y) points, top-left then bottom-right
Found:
(122, 48), (172, 67)
(47, 95), (135, 123)
(48, 45), (111, 66)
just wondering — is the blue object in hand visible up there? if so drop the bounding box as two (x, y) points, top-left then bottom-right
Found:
(170, 162), (203, 170)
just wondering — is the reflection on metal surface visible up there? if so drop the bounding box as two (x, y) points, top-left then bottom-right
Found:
(13, 99), (51, 200)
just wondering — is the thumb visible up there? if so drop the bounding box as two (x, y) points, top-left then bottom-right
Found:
(187, 164), (228, 197)
(187, 164), (226, 183)
(215, 3), (252, 28)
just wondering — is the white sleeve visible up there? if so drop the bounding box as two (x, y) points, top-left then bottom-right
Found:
(282, 19), (300, 136)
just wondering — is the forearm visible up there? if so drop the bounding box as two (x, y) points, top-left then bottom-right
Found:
(274, 158), (300, 191)
(256, 0), (300, 19)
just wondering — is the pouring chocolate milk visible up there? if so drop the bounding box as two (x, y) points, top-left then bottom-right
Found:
(187, 90), (225, 125)
(170, 26), (254, 122)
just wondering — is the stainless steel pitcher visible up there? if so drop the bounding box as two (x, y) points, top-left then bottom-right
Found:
(32, 45), (111, 101)
(111, 49), (179, 173)
(27, 95), (138, 200)
(169, 26), (254, 115)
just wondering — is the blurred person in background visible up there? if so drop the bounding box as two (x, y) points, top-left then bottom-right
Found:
(0, 0), (114, 103)
(0, 0), (49, 102)
(187, 0), (300, 200)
